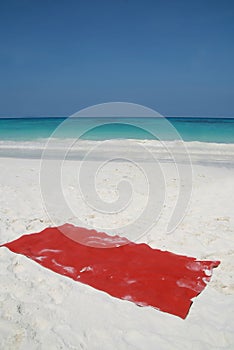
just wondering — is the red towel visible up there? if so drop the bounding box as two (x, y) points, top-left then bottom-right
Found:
(1, 224), (220, 319)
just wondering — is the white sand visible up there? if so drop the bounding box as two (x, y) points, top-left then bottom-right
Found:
(0, 148), (234, 349)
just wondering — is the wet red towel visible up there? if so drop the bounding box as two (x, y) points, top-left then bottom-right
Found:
(1, 224), (220, 319)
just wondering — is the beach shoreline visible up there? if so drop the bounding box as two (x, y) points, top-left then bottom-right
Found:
(1, 139), (234, 168)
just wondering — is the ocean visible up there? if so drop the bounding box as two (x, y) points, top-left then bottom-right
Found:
(0, 117), (234, 143)
(0, 117), (234, 164)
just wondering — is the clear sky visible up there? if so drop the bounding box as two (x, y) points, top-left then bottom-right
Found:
(0, 0), (233, 117)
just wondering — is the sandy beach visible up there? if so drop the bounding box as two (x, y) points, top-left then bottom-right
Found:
(0, 144), (234, 349)
(1, 0), (233, 347)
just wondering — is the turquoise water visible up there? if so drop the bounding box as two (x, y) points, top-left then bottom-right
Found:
(0, 117), (234, 143)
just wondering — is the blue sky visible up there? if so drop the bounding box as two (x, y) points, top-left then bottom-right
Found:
(0, 0), (233, 117)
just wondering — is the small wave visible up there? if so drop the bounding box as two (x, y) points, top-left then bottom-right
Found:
(0, 138), (234, 165)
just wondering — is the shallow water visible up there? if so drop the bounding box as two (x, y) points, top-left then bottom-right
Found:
(0, 117), (234, 143)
